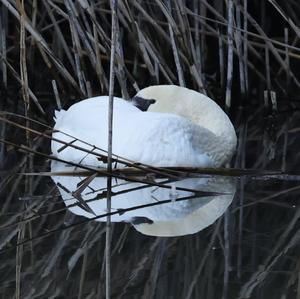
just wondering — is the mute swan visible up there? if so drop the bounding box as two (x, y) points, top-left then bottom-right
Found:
(51, 85), (236, 167)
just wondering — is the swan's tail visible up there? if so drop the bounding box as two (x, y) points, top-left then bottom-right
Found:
(53, 109), (66, 123)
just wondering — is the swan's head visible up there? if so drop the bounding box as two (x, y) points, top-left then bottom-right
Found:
(131, 96), (156, 111)
(134, 85), (235, 137)
(134, 85), (237, 166)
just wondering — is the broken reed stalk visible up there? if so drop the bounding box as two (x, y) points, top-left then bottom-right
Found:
(168, 16), (184, 86)
(15, 221), (25, 299)
(265, 44), (271, 91)
(243, 0), (249, 93)
(106, 0), (118, 298)
(284, 28), (291, 93)
(235, 1), (246, 98)
(236, 121), (247, 279)
(193, 1), (202, 74)
(222, 211), (230, 299)
(0, 4), (7, 88)
(78, 244), (88, 299)
(218, 27), (225, 89)
(51, 80), (61, 110)
(225, 0), (234, 113)
(66, 0), (87, 96)
(167, 0), (185, 87)
(16, 1), (29, 297)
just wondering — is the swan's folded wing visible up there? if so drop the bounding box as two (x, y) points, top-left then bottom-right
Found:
(51, 99), (216, 167)
(116, 112), (215, 167)
(51, 96), (140, 165)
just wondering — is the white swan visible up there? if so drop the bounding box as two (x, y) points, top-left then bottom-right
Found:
(51, 85), (236, 167)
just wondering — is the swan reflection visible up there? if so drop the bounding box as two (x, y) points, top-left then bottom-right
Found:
(51, 161), (236, 237)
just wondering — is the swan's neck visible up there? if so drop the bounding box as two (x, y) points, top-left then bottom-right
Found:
(186, 99), (237, 164)
(143, 86), (237, 166)
(176, 104), (237, 166)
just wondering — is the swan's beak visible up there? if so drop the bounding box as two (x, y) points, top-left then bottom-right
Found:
(132, 96), (156, 111)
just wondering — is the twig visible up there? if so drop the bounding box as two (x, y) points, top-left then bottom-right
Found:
(52, 80), (61, 110)
(167, 1), (185, 87)
(106, 1), (118, 298)
(225, 0), (234, 113)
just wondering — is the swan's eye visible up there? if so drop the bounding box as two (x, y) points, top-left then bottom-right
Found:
(132, 96), (156, 111)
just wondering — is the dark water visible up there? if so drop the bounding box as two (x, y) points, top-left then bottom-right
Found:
(0, 108), (299, 299)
